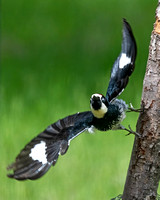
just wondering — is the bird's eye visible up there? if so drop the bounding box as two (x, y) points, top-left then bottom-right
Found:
(101, 97), (106, 103)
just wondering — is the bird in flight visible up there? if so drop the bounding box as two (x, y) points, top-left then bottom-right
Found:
(7, 19), (138, 180)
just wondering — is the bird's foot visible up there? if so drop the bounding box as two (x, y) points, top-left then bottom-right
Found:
(127, 103), (143, 113)
(124, 125), (141, 137)
(119, 124), (141, 138)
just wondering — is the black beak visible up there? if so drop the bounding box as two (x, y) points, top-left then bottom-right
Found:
(90, 96), (102, 110)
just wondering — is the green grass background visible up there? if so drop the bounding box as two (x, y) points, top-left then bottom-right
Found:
(1, 0), (158, 199)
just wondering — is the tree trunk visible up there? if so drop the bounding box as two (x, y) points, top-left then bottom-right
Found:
(122, 2), (160, 200)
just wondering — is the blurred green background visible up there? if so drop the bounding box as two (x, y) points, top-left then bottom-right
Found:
(1, 0), (158, 199)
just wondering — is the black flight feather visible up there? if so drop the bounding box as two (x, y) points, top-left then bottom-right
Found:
(7, 111), (93, 180)
(106, 19), (137, 102)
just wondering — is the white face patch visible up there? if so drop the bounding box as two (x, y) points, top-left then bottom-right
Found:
(91, 102), (108, 118)
(119, 53), (131, 69)
(29, 141), (47, 164)
(90, 94), (108, 119)
(91, 93), (102, 99)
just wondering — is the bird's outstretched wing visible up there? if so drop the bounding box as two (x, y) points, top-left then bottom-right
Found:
(7, 111), (93, 180)
(106, 19), (137, 102)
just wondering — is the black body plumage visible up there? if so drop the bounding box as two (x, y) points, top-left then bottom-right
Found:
(7, 19), (137, 180)
(92, 99), (128, 131)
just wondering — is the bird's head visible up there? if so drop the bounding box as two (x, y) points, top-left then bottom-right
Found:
(90, 94), (108, 118)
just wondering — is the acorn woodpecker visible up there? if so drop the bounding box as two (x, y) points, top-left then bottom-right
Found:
(7, 19), (138, 180)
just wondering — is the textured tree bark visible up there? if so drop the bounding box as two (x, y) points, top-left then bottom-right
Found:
(122, 3), (160, 200)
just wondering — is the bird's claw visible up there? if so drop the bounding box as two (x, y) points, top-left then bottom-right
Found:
(127, 103), (144, 113)
(125, 125), (141, 138)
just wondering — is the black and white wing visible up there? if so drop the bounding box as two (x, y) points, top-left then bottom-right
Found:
(106, 19), (137, 102)
(7, 111), (93, 180)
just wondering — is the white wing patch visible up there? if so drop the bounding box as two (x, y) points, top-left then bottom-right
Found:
(119, 53), (131, 69)
(29, 141), (47, 164)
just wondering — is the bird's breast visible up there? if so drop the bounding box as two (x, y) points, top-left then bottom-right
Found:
(92, 103), (124, 131)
